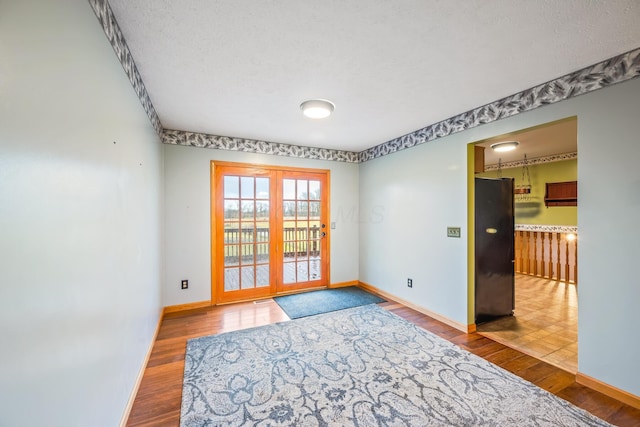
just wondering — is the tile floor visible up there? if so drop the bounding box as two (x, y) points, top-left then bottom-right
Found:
(476, 274), (578, 373)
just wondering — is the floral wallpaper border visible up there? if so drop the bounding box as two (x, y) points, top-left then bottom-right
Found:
(359, 47), (640, 163)
(515, 224), (577, 234)
(88, 0), (162, 136)
(90, 1), (639, 163)
(162, 130), (360, 163)
(484, 152), (578, 171)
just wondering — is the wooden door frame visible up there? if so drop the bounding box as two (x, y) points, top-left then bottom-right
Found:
(212, 163), (278, 304)
(274, 169), (330, 294)
(210, 161), (331, 305)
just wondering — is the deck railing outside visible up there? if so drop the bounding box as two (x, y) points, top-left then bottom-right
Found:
(224, 225), (321, 263)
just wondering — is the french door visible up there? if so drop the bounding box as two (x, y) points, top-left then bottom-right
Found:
(212, 162), (329, 304)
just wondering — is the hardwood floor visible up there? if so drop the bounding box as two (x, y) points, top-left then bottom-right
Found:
(126, 298), (640, 426)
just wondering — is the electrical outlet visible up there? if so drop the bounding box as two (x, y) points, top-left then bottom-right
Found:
(447, 227), (461, 238)
(181, 280), (188, 289)
(407, 278), (413, 288)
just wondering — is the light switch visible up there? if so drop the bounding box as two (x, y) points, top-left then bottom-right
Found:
(447, 227), (461, 238)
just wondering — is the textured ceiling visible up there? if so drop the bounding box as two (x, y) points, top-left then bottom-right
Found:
(107, 0), (640, 152)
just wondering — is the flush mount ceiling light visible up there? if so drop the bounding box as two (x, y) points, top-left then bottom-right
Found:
(490, 141), (520, 152)
(300, 99), (335, 119)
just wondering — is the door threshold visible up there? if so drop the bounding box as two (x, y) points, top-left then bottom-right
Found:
(253, 299), (275, 304)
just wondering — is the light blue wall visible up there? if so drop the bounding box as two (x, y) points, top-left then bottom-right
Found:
(359, 137), (469, 324)
(576, 80), (640, 395)
(359, 77), (640, 396)
(163, 144), (359, 306)
(0, 1), (164, 426)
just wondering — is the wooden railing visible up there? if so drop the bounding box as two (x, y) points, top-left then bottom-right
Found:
(515, 226), (577, 284)
(224, 226), (321, 263)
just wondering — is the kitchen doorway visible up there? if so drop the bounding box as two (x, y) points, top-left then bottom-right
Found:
(471, 117), (578, 373)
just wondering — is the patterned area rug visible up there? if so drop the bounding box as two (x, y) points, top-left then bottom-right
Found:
(180, 305), (611, 426)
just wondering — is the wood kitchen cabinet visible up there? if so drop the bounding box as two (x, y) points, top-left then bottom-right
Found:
(545, 181), (577, 207)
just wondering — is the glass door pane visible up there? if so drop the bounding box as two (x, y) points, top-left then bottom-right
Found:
(220, 172), (272, 300)
(279, 174), (326, 290)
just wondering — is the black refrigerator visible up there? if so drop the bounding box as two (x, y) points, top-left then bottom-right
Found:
(475, 177), (515, 324)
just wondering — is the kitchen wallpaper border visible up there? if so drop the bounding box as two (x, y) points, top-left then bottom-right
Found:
(516, 224), (578, 234)
(484, 152), (578, 171)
